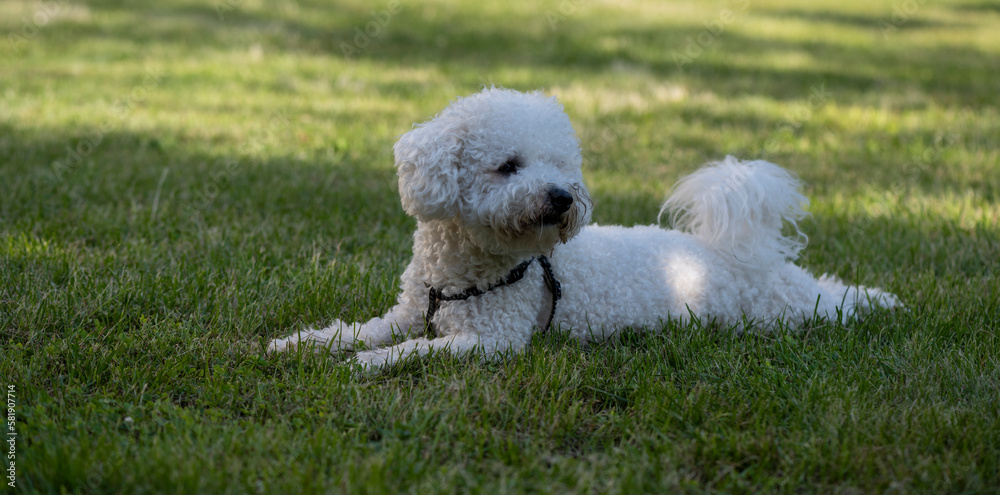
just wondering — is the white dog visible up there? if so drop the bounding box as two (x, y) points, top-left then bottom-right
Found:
(268, 87), (899, 369)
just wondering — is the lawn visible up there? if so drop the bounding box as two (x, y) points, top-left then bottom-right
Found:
(2, 0), (999, 492)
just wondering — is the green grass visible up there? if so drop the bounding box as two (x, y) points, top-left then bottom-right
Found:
(2, 0), (999, 492)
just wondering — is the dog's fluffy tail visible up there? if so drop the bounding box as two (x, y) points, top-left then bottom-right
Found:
(660, 156), (809, 267)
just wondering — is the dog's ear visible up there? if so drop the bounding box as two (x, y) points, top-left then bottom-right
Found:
(394, 119), (465, 221)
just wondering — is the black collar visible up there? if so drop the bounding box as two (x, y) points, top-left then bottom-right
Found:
(423, 255), (561, 338)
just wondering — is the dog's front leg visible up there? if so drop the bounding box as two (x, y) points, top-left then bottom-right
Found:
(268, 263), (431, 353)
(353, 331), (513, 370)
(267, 290), (427, 354)
(352, 305), (537, 370)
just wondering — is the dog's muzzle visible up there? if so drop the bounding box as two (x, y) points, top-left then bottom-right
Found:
(541, 186), (574, 225)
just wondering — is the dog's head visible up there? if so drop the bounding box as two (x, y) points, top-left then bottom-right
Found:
(395, 88), (591, 255)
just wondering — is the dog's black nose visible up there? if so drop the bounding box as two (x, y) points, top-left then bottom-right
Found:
(548, 187), (574, 213)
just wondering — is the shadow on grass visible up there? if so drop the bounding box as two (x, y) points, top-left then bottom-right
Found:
(3, 120), (996, 333)
(954, 1), (1000, 14)
(3, 0), (996, 337)
(0, 121), (411, 339)
(761, 7), (960, 30)
(21, 1), (999, 107)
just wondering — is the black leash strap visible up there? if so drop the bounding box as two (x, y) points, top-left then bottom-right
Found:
(537, 255), (561, 333)
(423, 255), (561, 337)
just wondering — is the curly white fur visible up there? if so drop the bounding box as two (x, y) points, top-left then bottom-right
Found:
(268, 87), (900, 370)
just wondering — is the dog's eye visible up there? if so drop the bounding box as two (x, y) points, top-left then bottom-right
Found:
(497, 156), (521, 176)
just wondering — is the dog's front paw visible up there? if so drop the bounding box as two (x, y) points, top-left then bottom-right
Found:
(353, 348), (394, 370)
(267, 335), (297, 353)
(267, 324), (356, 354)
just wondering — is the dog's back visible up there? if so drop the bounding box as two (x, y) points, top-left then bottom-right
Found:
(547, 157), (898, 337)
